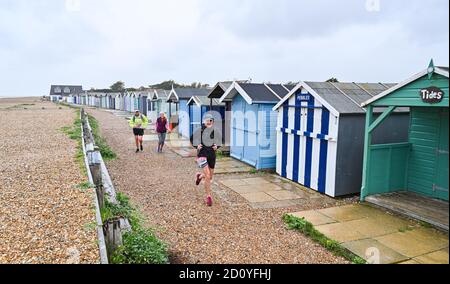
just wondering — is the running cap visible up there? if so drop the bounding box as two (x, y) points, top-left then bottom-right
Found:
(204, 114), (215, 122)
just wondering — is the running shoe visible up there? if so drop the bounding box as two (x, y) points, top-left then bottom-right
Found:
(136, 149), (140, 153)
(140, 145), (144, 151)
(206, 196), (213, 207)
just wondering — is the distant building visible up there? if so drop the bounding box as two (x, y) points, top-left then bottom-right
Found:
(49, 85), (83, 102)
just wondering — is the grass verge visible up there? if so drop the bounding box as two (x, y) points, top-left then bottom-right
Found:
(101, 192), (169, 264)
(283, 214), (366, 264)
(61, 110), (87, 176)
(69, 107), (167, 264)
(87, 114), (117, 161)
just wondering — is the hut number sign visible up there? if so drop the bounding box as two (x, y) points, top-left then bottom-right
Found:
(297, 94), (311, 102)
(420, 87), (445, 104)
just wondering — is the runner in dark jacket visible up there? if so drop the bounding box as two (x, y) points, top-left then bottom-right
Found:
(190, 114), (222, 206)
(155, 112), (170, 153)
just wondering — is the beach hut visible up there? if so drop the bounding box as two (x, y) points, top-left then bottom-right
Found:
(115, 93), (122, 110)
(107, 93), (114, 109)
(89, 93), (95, 107)
(273, 81), (410, 197)
(219, 82), (292, 170)
(167, 88), (211, 138)
(148, 89), (170, 122)
(138, 91), (150, 116)
(207, 82), (233, 147)
(187, 96), (226, 139)
(360, 63), (448, 227)
(125, 92), (132, 112)
(132, 92), (140, 112)
(80, 91), (87, 106)
(100, 93), (108, 109)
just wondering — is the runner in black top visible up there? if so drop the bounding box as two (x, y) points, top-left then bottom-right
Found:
(191, 114), (222, 207)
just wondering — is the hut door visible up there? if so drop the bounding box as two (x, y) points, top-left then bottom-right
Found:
(434, 109), (449, 201)
(231, 98), (245, 160)
(243, 104), (259, 167)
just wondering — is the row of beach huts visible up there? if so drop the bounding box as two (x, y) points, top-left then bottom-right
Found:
(55, 62), (449, 223)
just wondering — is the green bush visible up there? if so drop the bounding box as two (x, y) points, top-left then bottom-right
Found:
(111, 228), (169, 264)
(102, 192), (169, 264)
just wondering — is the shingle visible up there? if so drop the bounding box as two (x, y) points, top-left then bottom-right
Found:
(305, 81), (363, 113)
(194, 96), (225, 106)
(284, 84), (297, 91)
(239, 83), (280, 102)
(331, 82), (375, 106)
(174, 88), (211, 99)
(208, 82), (233, 99)
(154, 89), (168, 100)
(266, 84), (290, 98)
(304, 82), (399, 114)
(355, 83), (389, 97)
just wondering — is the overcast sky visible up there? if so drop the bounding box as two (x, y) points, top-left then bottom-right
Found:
(0, 0), (448, 97)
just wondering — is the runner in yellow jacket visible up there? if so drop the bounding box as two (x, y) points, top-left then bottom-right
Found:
(129, 110), (149, 153)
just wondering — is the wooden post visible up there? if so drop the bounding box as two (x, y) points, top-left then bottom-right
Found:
(81, 108), (86, 122)
(361, 105), (374, 202)
(104, 219), (123, 256)
(89, 150), (105, 208)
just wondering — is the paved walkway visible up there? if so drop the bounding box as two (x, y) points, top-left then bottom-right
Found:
(87, 108), (354, 264)
(290, 204), (449, 264)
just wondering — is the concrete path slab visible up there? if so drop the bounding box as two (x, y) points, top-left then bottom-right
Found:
(217, 171), (339, 209)
(315, 222), (366, 243)
(414, 249), (449, 264)
(240, 192), (276, 203)
(244, 177), (271, 185)
(318, 204), (381, 222)
(220, 179), (248, 188)
(228, 185), (266, 194)
(290, 211), (336, 226)
(214, 159), (255, 174)
(342, 239), (409, 264)
(399, 259), (421, 264)
(256, 183), (283, 192)
(289, 203), (450, 264)
(343, 217), (413, 239)
(376, 229), (449, 258)
(266, 190), (302, 201)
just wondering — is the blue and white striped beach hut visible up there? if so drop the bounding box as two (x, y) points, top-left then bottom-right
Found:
(273, 81), (410, 197)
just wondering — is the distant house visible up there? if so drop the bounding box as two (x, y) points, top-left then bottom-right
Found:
(49, 85), (83, 102)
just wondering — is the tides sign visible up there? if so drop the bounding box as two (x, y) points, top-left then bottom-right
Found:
(420, 87), (445, 104)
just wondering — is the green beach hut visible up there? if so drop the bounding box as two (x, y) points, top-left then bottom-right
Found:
(360, 61), (449, 230)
